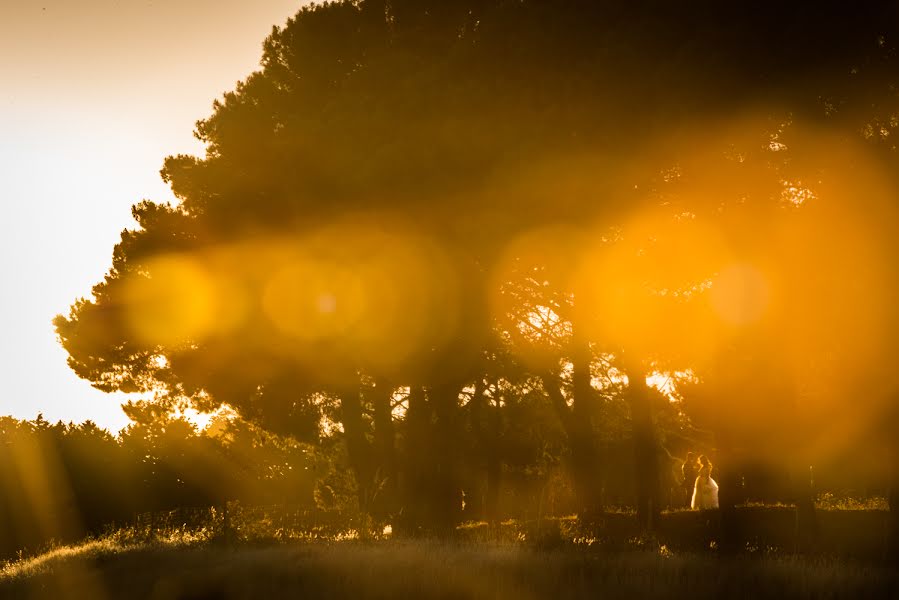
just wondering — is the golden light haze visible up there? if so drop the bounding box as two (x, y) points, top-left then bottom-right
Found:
(114, 108), (899, 469)
(120, 220), (461, 380)
(482, 115), (899, 468)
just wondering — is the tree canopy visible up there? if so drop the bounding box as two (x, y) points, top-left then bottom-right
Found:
(55, 0), (899, 535)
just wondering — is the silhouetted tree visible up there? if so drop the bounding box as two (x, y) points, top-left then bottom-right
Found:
(55, 0), (899, 538)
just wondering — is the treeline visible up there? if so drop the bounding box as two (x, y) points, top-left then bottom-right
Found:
(1, 382), (886, 560)
(0, 383), (681, 556)
(0, 411), (319, 558)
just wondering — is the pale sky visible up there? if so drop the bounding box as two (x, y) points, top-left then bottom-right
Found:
(1, 0), (306, 432)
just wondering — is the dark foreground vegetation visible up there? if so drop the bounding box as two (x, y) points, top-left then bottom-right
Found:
(0, 413), (892, 564)
(3, 501), (899, 599)
(2, 535), (897, 600)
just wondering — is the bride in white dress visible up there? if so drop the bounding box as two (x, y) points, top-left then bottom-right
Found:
(691, 455), (719, 510)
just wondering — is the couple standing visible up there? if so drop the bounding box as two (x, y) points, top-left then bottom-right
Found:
(682, 452), (719, 510)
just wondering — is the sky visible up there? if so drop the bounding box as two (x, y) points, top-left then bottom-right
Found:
(1, 0), (306, 432)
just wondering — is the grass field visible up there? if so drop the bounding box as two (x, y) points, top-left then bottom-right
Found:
(1, 536), (897, 600)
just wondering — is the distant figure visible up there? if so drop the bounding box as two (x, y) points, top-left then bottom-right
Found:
(681, 452), (699, 507)
(691, 455), (719, 510)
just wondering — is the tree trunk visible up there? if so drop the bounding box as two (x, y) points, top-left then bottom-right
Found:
(886, 401), (899, 563)
(469, 378), (501, 525)
(889, 465), (899, 563)
(785, 377), (816, 554)
(540, 334), (603, 521)
(397, 385), (429, 535)
(428, 380), (464, 533)
(793, 463), (817, 554)
(339, 382), (373, 516)
(371, 378), (398, 519)
(715, 437), (740, 554)
(626, 362), (661, 532)
(484, 394), (502, 526)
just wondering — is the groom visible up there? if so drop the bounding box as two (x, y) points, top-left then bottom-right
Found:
(681, 452), (698, 507)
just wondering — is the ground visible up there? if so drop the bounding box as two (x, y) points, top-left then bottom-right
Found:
(1, 536), (897, 600)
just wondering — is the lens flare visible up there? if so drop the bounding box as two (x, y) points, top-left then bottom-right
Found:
(263, 259), (366, 342)
(251, 221), (460, 374)
(123, 254), (218, 347)
(709, 264), (769, 326)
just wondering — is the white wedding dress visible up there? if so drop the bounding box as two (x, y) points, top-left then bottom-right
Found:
(691, 473), (719, 510)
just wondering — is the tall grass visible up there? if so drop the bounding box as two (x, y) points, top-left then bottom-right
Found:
(1, 534), (897, 599)
(1, 502), (897, 599)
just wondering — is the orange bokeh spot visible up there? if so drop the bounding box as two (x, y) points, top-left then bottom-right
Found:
(709, 264), (769, 326)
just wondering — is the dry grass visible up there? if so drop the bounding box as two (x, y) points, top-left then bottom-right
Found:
(0, 534), (896, 600)
(815, 494), (889, 511)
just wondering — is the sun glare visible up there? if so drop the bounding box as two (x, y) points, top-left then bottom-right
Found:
(709, 264), (769, 326)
